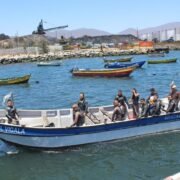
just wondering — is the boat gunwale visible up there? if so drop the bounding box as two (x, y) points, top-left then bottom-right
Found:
(0, 111), (179, 137)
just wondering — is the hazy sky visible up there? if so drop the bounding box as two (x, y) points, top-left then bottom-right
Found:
(0, 0), (180, 35)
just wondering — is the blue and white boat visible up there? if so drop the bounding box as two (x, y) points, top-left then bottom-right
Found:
(104, 61), (146, 69)
(0, 98), (179, 149)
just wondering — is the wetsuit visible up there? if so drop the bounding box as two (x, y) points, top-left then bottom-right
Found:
(132, 94), (139, 117)
(115, 95), (129, 107)
(6, 106), (19, 124)
(167, 99), (176, 113)
(77, 100), (88, 113)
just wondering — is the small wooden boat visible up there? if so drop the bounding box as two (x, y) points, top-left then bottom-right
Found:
(0, 75), (31, 85)
(148, 53), (165, 57)
(0, 98), (179, 149)
(71, 66), (136, 77)
(147, 58), (177, 64)
(103, 57), (133, 63)
(104, 61), (146, 69)
(37, 62), (61, 66)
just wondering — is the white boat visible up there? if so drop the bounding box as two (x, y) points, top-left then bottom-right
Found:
(0, 98), (179, 149)
(37, 62), (61, 66)
(164, 172), (180, 180)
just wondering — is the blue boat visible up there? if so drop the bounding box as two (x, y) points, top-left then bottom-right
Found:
(0, 98), (179, 149)
(104, 61), (146, 69)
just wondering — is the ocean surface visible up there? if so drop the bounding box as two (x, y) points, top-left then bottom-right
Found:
(0, 51), (179, 180)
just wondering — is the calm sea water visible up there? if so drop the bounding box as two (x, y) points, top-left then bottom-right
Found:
(0, 51), (179, 180)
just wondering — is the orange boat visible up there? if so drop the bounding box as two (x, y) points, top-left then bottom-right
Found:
(71, 66), (136, 77)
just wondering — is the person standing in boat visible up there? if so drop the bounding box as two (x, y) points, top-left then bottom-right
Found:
(6, 99), (19, 125)
(131, 88), (140, 118)
(70, 104), (85, 127)
(139, 98), (149, 117)
(169, 84), (179, 111)
(115, 90), (129, 108)
(77, 92), (88, 114)
(166, 96), (176, 114)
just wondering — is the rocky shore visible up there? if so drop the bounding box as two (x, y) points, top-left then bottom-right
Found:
(0, 48), (145, 65)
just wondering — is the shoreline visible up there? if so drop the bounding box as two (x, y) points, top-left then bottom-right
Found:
(0, 49), (147, 65)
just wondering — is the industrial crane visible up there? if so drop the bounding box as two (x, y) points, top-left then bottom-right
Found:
(32, 19), (68, 35)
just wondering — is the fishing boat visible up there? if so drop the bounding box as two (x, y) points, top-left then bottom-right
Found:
(37, 62), (61, 66)
(0, 98), (179, 149)
(71, 66), (136, 77)
(0, 75), (31, 85)
(147, 58), (177, 64)
(103, 57), (133, 63)
(104, 61), (146, 69)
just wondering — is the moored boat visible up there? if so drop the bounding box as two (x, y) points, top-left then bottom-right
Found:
(37, 62), (61, 66)
(0, 75), (31, 85)
(147, 58), (177, 64)
(104, 61), (146, 69)
(0, 98), (179, 149)
(103, 57), (133, 63)
(148, 53), (165, 57)
(71, 66), (136, 77)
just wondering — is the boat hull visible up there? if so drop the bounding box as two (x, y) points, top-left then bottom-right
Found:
(147, 58), (177, 64)
(37, 63), (61, 66)
(104, 57), (132, 63)
(105, 61), (145, 69)
(72, 67), (135, 77)
(0, 112), (179, 149)
(0, 75), (31, 85)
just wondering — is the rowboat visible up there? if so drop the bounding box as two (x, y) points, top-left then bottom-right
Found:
(104, 61), (146, 69)
(147, 58), (177, 64)
(148, 53), (165, 57)
(0, 75), (31, 85)
(0, 98), (179, 149)
(37, 62), (61, 66)
(103, 57), (133, 63)
(71, 66), (136, 77)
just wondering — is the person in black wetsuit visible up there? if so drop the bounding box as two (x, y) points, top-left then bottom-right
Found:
(169, 84), (179, 111)
(166, 96), (176, 114)
(77, 92), (88, 114)
(6, 99), (19, 125)
(139, 98), (149, 117)
(70, 104), (85, 127)
(115, 90), (129, 108)
(131, 88), (140, 117)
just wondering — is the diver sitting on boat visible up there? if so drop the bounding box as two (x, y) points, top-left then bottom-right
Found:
(165, 96), (176, 114)
(6, 99), (19, 125)
(77, 92), (88, 114)
(115, 90), (129, 108)
(147, 88), (158, 102)
(70, 104), (85, 127)
(139, 98), (149, 117)
(112, 99), (127, 121)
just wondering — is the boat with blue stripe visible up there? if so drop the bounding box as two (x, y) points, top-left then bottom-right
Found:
(0, 98), (179, 149)
(104, 61), (146, 69)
